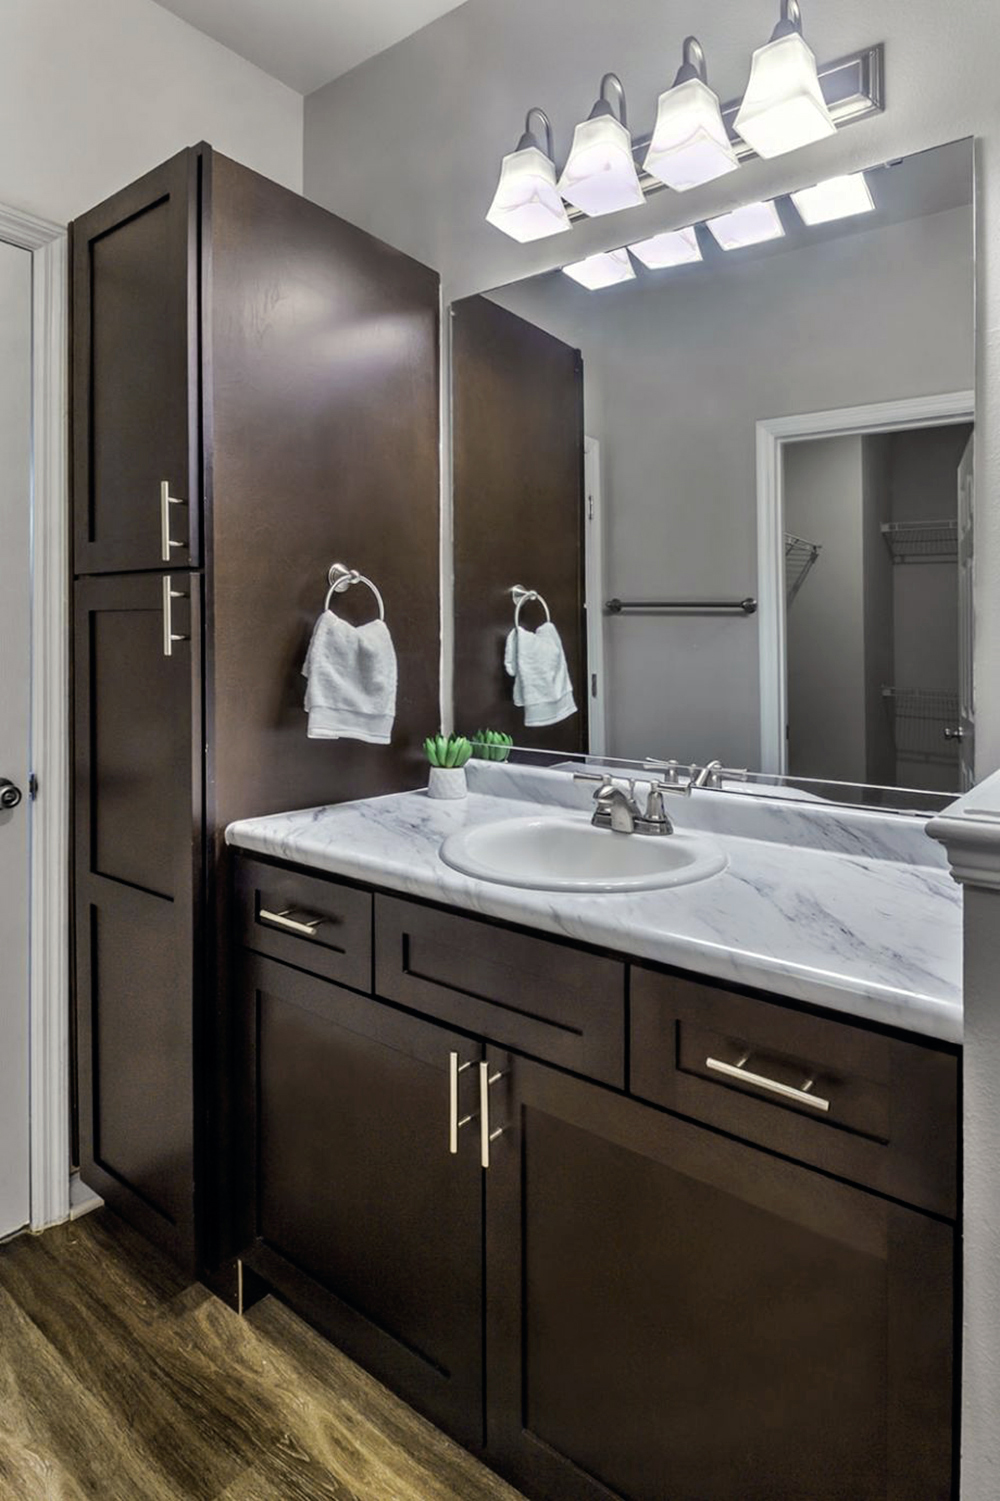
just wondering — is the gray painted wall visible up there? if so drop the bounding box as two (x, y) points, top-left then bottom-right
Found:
(302, 4), (1000, 1491)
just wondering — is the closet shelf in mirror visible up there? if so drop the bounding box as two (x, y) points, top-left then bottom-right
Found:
(882, 688), (961, 764)
(785, 534), (822, 605)
(881, 520), (958, 564)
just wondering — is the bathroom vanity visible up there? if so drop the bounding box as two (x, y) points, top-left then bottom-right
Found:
(226, 766), (961, 1501)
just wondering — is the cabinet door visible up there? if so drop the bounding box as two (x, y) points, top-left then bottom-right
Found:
(72, 148), (200, 574)
(485, 1051), (954, 1501)
(240, 956), (485, 1451)
(74, 572), (201, 1272)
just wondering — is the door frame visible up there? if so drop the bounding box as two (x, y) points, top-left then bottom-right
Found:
(583, 437), (607, 758)
(0, 202), (71, 1231)
(756, 390), (976, 776)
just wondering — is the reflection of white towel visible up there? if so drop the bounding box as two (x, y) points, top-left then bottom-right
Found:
(504, 622), (577, 728)
(302, 613), (397, 743)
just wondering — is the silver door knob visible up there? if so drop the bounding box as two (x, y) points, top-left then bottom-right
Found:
(943, 726), (965, 741)
(0, 778), (22, 810)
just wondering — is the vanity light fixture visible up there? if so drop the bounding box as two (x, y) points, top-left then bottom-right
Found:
(557, 74), (645, 218)
(562, 247), (636, 291)
(628, 226), (702, 270)
(733, 0), (836, 159)
(705, 199), (785, 250)
(790, 172), (875, 225)
(643, 37), (740, 192)
(485, 108), (572, 242)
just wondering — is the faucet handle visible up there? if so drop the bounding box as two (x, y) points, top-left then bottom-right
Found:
(648, 777), (691, 800)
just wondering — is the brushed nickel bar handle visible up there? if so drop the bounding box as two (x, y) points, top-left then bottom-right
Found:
(448, 1052), (474, 1155)
(705, 1054), (831, 1113)
(479, 1062), (505, 1168)
(160, 480), (187, 562)
(162, 576), (188, 657)
(258, 908), (326, 937)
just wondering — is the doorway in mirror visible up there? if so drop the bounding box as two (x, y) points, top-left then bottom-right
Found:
(783, 420), (973, 793)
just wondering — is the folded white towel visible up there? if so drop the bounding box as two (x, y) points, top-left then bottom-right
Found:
(504, 621), (577, 728)
(302, 612), (397, 743)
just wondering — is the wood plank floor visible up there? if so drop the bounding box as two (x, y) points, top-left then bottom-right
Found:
(0, 1211), (525, 1501)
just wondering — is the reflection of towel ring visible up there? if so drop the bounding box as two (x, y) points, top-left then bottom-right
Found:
(325, 562), (385, 620)
(511, 584), (551, 627)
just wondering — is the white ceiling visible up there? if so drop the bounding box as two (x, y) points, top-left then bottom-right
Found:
(153, 0), (468, 94)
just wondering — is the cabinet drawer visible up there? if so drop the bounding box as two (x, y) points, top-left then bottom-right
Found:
(236, 857), (372, 992)
(375, 896), (625, 1087)
(630, 967), (958, 1219)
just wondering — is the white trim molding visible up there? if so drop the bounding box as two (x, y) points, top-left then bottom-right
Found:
(0, 203), (71, 1232)
(756, 390), (976, 775)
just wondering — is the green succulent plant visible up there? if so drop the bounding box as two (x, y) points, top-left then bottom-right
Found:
(423, 734), (473, 769)
(471, 729), (514, 762)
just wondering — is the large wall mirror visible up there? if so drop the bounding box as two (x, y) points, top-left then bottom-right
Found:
(450, 137), (974, 804)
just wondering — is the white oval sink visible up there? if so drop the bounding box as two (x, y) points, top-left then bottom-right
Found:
(439, 815), (727, 893)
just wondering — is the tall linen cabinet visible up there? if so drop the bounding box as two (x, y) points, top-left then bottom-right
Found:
(71, 145), (441, 1276)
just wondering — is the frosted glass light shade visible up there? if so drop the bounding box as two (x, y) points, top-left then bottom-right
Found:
(557, 115), (645, 218)
(629, 227), (702, 269)
(486, 145), (572, 242)
(562, 248), (635, 291)
(734, 32), (836, 158)
(705, 199), (784, 250)
(643, 78), (740, 192)
(791, 172), (875, 225)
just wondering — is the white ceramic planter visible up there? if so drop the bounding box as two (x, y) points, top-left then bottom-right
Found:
(427, 765), (468, 801)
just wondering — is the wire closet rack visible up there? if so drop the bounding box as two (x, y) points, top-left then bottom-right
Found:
(882, 687), (961, 764)
(785, 534), (822, 605)
(881, 520), (958, 564)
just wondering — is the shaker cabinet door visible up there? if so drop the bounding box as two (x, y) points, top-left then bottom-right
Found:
(72, 148), (200, 574)
(239, 956), (485, 1451)
(484, 1052), (955, 1501)
(74, 572), (202, 1272)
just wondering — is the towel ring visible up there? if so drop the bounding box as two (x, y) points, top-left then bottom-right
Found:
(511, 584), (551, 628)
(325, 562), (385, 621)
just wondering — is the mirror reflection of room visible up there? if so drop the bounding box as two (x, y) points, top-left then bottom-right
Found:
(450, 138), (974, 803)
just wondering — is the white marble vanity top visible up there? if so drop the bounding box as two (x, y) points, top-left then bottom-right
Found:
(226, 763), (962, 1044)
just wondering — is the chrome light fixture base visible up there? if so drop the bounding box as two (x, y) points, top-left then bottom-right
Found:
(564, 41), (884, 223)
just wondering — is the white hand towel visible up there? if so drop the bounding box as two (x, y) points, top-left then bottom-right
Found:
(302, 611), (397, 743)
(504, 621), (577, 728)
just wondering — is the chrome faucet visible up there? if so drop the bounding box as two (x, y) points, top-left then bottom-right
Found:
(574, 773), (689, 835)
(692, 760), (724, 790)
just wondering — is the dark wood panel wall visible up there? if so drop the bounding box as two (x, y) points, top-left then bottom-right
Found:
(452, 295), (586, 754)
(207, 152), (441, 830)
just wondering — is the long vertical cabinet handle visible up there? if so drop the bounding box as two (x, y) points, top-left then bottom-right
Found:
(162, 576), (190, 658)
(160, 480), (188, 562)
(479, 1061), (505, 1169)
(448, 1052), (475, 1154)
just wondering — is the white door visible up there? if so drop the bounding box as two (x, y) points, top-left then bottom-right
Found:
(957, 434), (975, 789)
(0, 238), (32, 1238)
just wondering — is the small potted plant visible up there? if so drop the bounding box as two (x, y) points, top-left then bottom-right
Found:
(471, 729), (514, 762)
(424, 734), (473, 800)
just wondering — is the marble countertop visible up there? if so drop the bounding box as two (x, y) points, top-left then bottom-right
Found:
(227, 774), (963, 1044)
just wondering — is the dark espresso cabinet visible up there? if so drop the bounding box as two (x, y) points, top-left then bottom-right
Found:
(75, 573), (201, 1265)
(239, 955), (484, 1449)
(485, 1050), (953, 1501)
(233, 864), (958, 1501)
(71, 147), (441, 1278)
(72, 150), (200, 575)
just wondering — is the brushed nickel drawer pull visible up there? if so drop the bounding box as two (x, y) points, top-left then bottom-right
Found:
(448, 1052), (475, 1154)
(705, 1052), (831, 1112)
(162, 576), (189, 657)
(258, 907), (327, 937)
(479, 1062), (505, 1169)
(160, 480), (188, 562)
